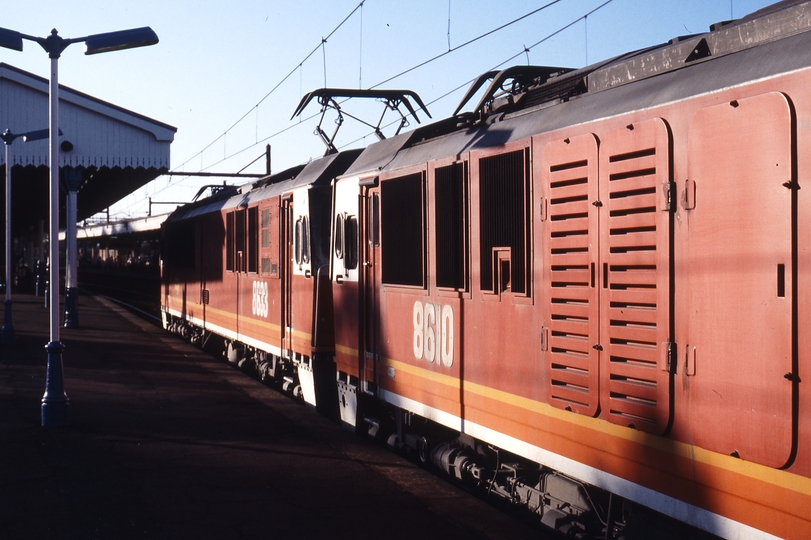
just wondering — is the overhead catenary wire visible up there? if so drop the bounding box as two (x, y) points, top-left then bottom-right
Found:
(173, 0), (366, 173)
(181, 0), (615, 180)
(121, 0), (614, 216)
(339, 0), (615, 151)
(178, 0), (563, 174)
(497, 0), (612, 69)
(370, 0), (564, 89)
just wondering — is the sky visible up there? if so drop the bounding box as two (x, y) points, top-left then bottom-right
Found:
(0, 0), (777, 220)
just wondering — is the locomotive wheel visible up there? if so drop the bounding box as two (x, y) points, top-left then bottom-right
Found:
(418, 437), (429, 465)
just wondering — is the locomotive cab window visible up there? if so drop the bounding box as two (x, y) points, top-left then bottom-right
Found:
(334, 214), (345, 260)
(381, 172), (425, 287)
(478, 149), (530, 296)
(334, 212), (359, 273)
(294, 215), (310, 266)
(369, 193), (380, 247)
(344, 216), (358, 270)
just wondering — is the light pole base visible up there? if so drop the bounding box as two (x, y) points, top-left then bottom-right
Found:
(41, 340), (69, 427)
(1, 298), (14, 345)
(63, 287), (78, 328)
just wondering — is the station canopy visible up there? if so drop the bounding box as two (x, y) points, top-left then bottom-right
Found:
(0, 62), (176, 231)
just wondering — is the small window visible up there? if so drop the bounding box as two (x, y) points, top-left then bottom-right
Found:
(369, 193), (380, 247)
(381, 173), (424, 287)
(334, 213), (358, 272)
(344, 216), (358, 270)
(261, 209), (271, 249)
(334, 214), (345, 260)
(295, 219), (303, 264)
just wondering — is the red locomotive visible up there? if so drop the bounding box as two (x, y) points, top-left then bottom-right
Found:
(162, 1), (811, 537)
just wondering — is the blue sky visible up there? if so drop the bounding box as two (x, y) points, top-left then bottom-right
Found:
(0, 0), (776, 219)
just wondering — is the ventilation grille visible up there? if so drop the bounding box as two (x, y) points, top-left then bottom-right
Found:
(604, 145), (663, 429)
(435, 163), (466, 289)
(544, 136), (599, 416)
(479, 150), (527, 294)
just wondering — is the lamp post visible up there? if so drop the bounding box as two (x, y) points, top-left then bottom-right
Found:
(0, 26), (159, 426)
(63, 166), (82, 328)
(0, 127), (53, 345)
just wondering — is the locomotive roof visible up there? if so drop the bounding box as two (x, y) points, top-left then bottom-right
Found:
(172, 0), (811, 210)
(240, 148), (362, 202)
(166, 149), (362, 222)
(339, 132), (416, 179)
(352, 0), (811, 175)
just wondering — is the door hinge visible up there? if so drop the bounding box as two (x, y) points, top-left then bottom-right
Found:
(663, 181), (676, 212)
(540, 326), (548, 352)
(661, 341), (676, 373)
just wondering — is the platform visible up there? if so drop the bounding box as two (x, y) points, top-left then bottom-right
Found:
(0, 293), (543, 539)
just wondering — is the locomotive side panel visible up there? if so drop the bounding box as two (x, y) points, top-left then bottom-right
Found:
(162, 214), (201, 326)
(666, 77), (811, 537)
(464, 142), (540, 399)
(685, 92), (795, 468)
(375, 163), (464, 428)
(372, 77), (811, 536)
(792, 65), (811, 481)
(198, 210), (238, 337)
(218, 202), (283, 356)
(163, 210), (236, 339)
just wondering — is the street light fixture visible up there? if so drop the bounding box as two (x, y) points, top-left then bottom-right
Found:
(0, 127), (58, 345)
(0, 25), (159, 426)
